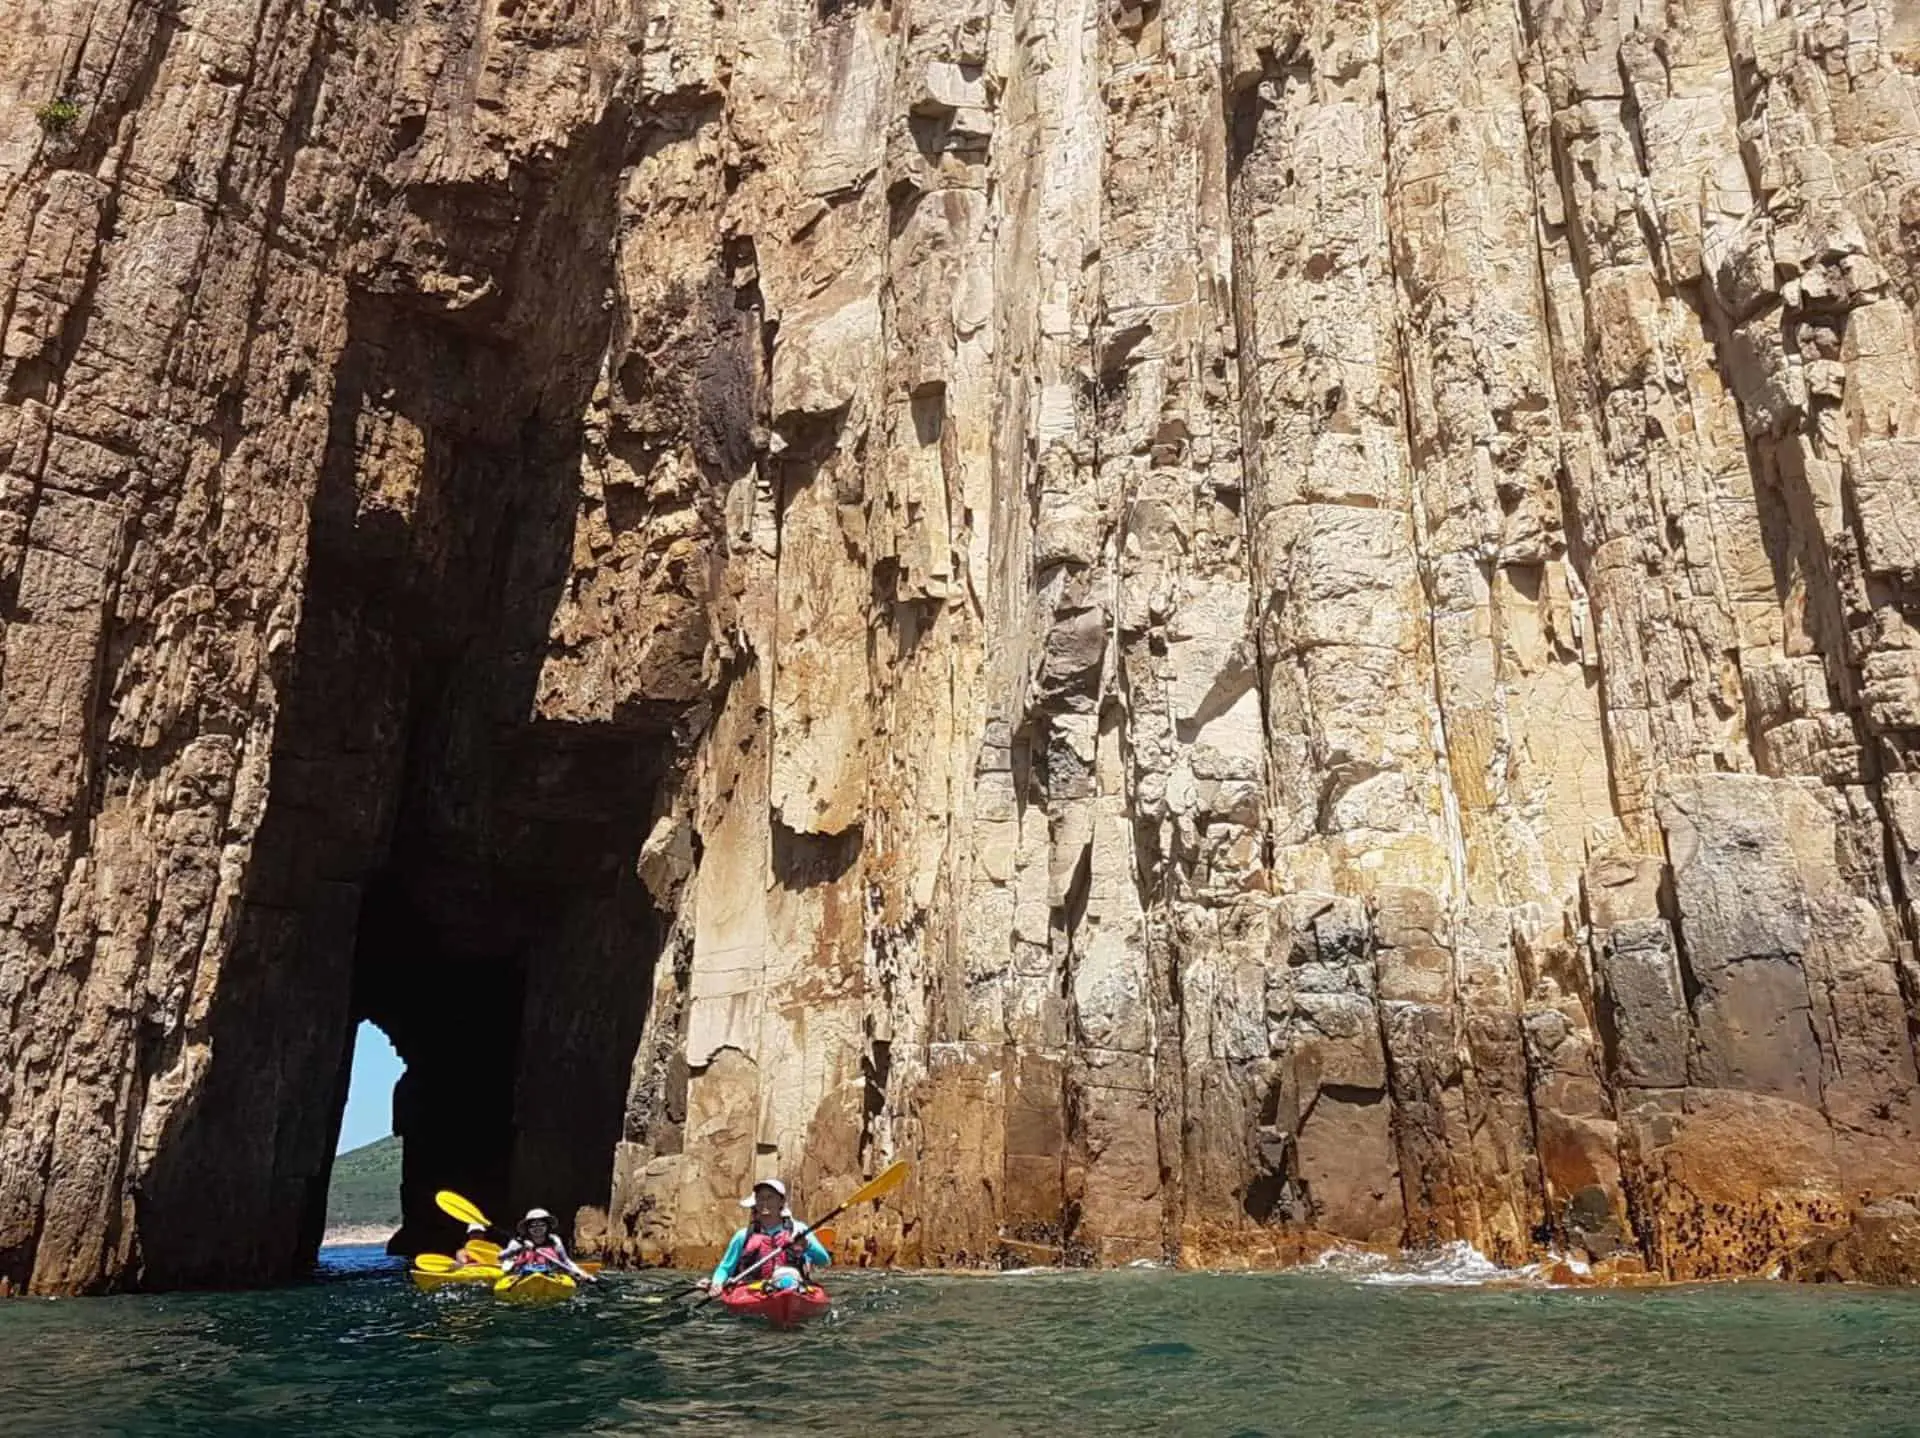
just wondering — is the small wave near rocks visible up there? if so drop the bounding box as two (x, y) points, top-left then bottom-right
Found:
(1312, 1240), (1588, 1287)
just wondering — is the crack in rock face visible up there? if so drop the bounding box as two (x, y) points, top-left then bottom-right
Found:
(2, 0), (1920, 1294)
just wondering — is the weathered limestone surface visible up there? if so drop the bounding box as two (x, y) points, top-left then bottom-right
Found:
(1, 0), (1919, 1293)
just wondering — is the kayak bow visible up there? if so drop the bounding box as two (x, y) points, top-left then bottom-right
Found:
(494, 1270), (578, 1304)
(718, 1281), (831, 1328)
(411, 1264), (501, 1292)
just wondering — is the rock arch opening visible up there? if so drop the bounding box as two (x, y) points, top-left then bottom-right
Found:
(323, 1022), (403, 1241)
(133, 128), (678, 1285)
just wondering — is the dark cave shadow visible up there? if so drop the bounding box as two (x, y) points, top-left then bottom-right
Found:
(136, 112), (684, 1287)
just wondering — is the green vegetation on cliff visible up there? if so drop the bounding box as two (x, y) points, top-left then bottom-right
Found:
(326, 1135), (401, 1230)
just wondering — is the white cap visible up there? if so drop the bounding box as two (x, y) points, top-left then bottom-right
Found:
(739, 1177), (789, 1208)
(523, 1208), (553, 1222)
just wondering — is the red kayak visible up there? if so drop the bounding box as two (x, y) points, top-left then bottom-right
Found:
(719, 1281), (831, 1328)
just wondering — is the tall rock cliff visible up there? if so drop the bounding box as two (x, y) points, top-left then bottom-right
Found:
(0, 0), (1918, 1293)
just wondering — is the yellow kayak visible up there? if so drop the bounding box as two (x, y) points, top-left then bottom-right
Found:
(411, 1264), (501, 1292)
(494, 1270), (577, 1304)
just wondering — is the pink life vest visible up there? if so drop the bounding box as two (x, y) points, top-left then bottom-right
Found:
(512, 1243), (563, 1271)
(735, 1222), (796, 1280)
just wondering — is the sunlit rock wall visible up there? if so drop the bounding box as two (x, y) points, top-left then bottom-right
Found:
(1, 0), (1918, 1292)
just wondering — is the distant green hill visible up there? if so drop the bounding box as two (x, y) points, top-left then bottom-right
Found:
(327, 1134), (402, 1229)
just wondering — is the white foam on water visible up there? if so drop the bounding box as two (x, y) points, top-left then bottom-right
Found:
(1314, 1240), (1546, 1288)
(1309, 1246), (1393, 1278)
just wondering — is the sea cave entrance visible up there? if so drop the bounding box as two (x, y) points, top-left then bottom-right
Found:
(325, 1022), (404, 1246)
(342, 723), (661, 1265)
(134, 149), (678, 1283)
(293, 283), (667, 1265)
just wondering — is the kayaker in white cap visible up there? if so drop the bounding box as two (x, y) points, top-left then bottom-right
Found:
(700, 1179), (830, 1294)
(496, 1207), (598, 1283)
(454, 1222), (491, 1267)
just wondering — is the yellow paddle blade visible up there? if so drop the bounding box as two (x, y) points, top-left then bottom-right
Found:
(580, 1260), (604, 1274)
(435, 1189), (490, 1229)
(844, 1159), (910, 1209)
(466, 1239), (502, 1263)
(414, 1253), (459, 1273)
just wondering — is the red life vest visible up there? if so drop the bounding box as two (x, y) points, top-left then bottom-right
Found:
(733, 1222), (797, 1279)
(511, 1243), (563, 1271)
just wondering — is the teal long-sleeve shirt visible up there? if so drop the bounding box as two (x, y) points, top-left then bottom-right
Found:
(710, 1223), (831, 1288)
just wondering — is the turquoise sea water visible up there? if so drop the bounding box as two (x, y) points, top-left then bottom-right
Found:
(4, 1245), (1919, 1435)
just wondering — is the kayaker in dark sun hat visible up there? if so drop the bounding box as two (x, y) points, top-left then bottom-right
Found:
(497, 1208), (598, 1283)
(700, 1178), (831, 1294)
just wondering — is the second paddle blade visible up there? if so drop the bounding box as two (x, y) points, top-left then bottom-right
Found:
(434, 1189), (488, 1228)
